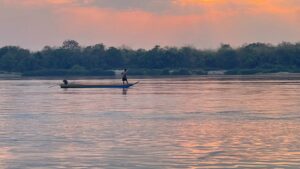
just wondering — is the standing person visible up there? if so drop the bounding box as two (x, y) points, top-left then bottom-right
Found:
(121, 69), (128, 85)
(63, 79), (68, 85)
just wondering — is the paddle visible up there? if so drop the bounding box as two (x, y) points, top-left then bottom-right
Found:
(48, 84), (59, 88)
(49, 79), (68, 88)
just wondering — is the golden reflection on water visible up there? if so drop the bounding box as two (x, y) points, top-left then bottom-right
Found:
(0, 77), (300, 168)
(174, 119), (300, 168)
(178, 81), (300, 114)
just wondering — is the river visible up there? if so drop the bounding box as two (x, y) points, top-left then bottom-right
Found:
(0, 75), (300, 168)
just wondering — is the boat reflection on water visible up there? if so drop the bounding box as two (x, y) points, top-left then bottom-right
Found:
(122, 88), (128, 95)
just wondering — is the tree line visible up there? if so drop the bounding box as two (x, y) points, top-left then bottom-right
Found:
(0, 40), (300, 76)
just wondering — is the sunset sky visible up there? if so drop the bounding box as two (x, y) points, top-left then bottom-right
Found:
(0, 0), (300, 50)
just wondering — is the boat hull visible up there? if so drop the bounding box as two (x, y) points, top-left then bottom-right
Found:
(60, 82), (138, 89)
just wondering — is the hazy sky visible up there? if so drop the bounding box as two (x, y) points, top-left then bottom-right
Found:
(0, 0), (300, 50)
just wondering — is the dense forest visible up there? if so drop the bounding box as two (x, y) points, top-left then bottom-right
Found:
(1, 40), (300, 76)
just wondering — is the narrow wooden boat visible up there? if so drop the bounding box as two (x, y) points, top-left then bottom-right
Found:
(60, 81), (139, 89)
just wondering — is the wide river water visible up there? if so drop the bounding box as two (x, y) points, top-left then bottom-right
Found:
(0, 75), (300, 168)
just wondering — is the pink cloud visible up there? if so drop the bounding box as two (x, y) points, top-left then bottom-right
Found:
(53, 6), (224, 48)
(1, 0), (87, 7)
(0, 0), (300, 49)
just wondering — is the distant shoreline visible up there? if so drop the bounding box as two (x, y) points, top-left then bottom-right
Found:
(1, 71), (300, 81)
(18, 68), (300, 77)
(0, 72), (21, 78)
(2, 70), (300, 77)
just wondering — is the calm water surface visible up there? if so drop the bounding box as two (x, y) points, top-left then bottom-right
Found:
(0, 76), (300, 168)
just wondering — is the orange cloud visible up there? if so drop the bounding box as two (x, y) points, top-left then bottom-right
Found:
(54, 0), (300, 47)
(47, 0), (75, 5)
(3, 0), (300, 17)
(173, 0), (300, 14)
(56, 6), (212, 47)
(1, 0), (300, 49)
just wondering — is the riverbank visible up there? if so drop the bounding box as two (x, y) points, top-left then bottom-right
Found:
(0, 72), (21, 78)
(2, 72), (300, 82)
(19, 68), (300, 77)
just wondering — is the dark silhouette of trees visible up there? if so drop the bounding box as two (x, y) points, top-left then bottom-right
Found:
(1, 40), (300, 76)
(62, 40), (80, 49)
